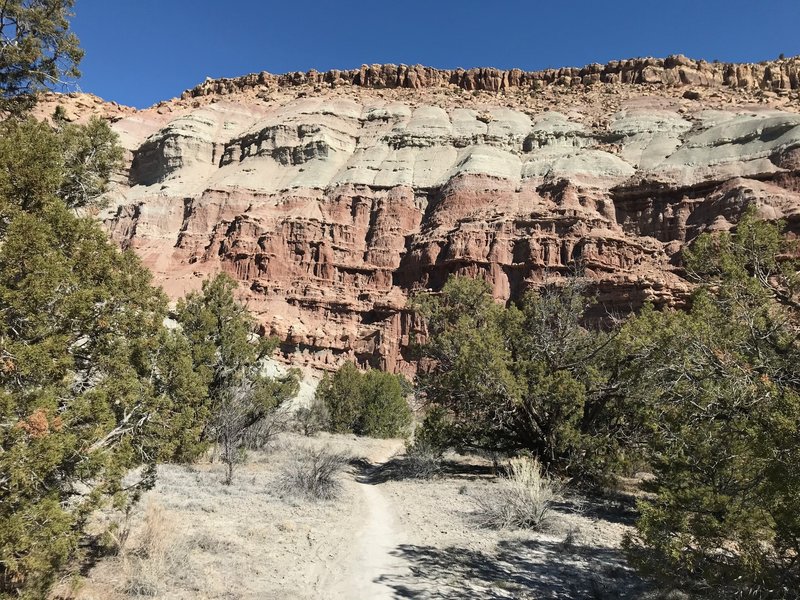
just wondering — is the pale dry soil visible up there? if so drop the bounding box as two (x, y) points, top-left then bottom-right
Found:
(61, 433), (646, 600)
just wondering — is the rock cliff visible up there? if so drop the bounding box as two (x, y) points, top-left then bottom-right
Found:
(41, 56), (800, 373)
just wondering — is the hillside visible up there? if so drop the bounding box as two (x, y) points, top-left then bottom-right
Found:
(38, 54), (800, 373)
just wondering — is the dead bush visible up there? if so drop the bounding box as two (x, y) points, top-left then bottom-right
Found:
(97, 508), (133, 556)
(241, 403), (293, 450)
(294, 397), (328, 436)
(216, 382), (295, 485)
(278, 446), (349, 501)
(473, 456), (561, 530)
(191, 531), (235, 554)
(400, 440), (443, 479)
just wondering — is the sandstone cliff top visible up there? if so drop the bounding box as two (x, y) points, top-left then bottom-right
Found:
(181, 54), (800, 99)
(37, 55), (800, 125)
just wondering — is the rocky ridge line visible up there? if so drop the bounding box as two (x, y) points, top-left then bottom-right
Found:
(183, 55), (800, 99)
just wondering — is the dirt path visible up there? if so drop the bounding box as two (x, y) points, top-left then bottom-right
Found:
(65, 434), (646, 599)
(316, 440), (408, 599)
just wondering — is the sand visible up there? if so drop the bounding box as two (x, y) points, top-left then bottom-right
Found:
(56, 433), (647, 600)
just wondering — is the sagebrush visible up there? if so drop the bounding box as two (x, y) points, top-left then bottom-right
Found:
(278, 446), (349, 501)
(400, 439), (443, 479)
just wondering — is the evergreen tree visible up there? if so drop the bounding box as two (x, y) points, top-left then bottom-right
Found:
(317, 362), (364, 434)
(413, 277), (519, 452)
(177, 274), (299, 484)
(0, 0), (83, 113)
(413, 276), (623, 476)
(0, 119), (200, 597)
(0, 5), (211, 595)
(506, 279), (625, 476)
(0, 116), (122, 213)
(316, 361), (412, 438)
(54, 114), (124, 210)
(359, 369), (412, 438)
(622, 212), (800, 597)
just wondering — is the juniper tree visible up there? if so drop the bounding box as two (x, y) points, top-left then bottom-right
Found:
(0, 5), (210, 595)
(0, 0), (83, 113)
(0, 119), (204, 597)
(622, 211), (800, 597)
(413, 276), (624, 477)
(177, 274), (299, 484)
(315, 362), (412, 438)
(412, 277), (520, 453)
(316, 362), (364, 434)
(0, 115), (123, 214)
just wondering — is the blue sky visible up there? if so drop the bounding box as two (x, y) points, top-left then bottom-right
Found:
(73, 0), (800, 108)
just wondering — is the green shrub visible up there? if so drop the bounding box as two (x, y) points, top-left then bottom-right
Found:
(621, 212), (800, 597)
(0, 118), (203, 597)
(412, 276), (627, 478)
(358, 370), (412, 438)
(317, 362), (363, 434)
(316, 363), (411, 438)
(177, 274), (299, 485)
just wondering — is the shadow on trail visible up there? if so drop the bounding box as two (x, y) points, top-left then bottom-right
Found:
(346, 454), (645, 598)
(375, 538), (648, 599)
(349, 456), (495, 485)
(571, 494), (640, 528)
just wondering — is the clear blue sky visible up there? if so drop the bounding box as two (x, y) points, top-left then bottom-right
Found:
(72, 0), (800, 108)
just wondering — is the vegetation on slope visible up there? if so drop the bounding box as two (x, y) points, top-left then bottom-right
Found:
(176, 274), (299, 484)
(413, 212), (800, 597)
(0, 5), (297, 594)
(412, 275), (628, 480)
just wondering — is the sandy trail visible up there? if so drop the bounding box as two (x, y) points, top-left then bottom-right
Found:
(316, 440), (408, 599)
(66, 433), (646, 599)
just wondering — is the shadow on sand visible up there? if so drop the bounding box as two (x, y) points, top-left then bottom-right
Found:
(375, 537), (648, 599)
(349, 453), (648, 599)
(350, 455), (496, 485)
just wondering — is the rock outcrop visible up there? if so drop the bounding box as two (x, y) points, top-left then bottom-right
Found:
(182, 55), (800, 98)
(43, 56), (800, 373)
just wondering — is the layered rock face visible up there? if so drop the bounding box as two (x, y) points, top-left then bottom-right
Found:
(50, 56), (800, 373)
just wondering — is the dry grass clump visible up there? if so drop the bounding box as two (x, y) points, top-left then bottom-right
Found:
(278, 446), (349, 501)
(473, 456), (561, 530)
(122, 502), (191, 597)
